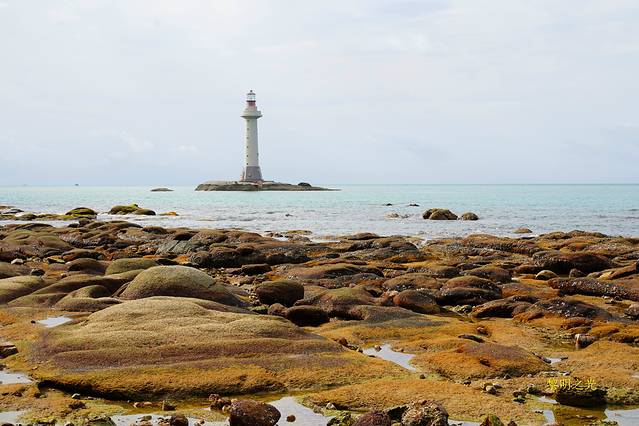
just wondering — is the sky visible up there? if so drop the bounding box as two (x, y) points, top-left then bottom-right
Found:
(1, 0), (638, 185)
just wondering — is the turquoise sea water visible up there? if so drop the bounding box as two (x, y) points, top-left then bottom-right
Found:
(1, 185), (638, 238)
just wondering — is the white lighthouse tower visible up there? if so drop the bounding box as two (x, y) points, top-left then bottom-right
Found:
(240, 90), (263, 182)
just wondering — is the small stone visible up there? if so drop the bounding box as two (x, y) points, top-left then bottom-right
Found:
(286, 414), (296, 422)
(162, 400), (176, 411)
(484, 385), (497, 395)
(169, 414), (188, 426)
(476, 326), (489, 335)
(326, 402), (337, 410)
(71, 393), (81, 399)
(10, 259), (24, 265)
(575, 333), (597, 349)
(30, 268), (45, 276)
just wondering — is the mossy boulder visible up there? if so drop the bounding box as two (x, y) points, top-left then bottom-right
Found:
(0, 276), (47, 303)
(460, 212), (479, 221)
(423, 209), (457, 220)
(65, 207), (97, 218)
(105, 258), (159, 275)
(108, 204), (141, 214)
(254, 280), (304, 307)
(119, 265), (245, 306)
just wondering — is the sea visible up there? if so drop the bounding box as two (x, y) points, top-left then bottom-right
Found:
(1, 184), (638, 239)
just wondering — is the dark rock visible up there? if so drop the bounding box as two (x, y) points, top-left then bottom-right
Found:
(228, 400), (281, 426)
(479, 414), (506, 426)
(151, 187), (173, 192)
(254, 280), (304, 307)
(267, 303), (287, 317)
(168, 414), (188, 426)
(401, 400), (449, 426)
(569, 268), (585, 278)
(284, 305), (330, 326)
(549, 277), (638, 301)
(460, 212), (479, 221)
(472, 298), (532, 318)
(0, 343), (18, 358)
(513, 228), (533, 234)
(353, 411), (391, 426)
(532, 251), (613, 274)
(555, 386), (607, 407)
(625, 303), (639, 318)
(526, 298), (611, 320)
(461, 266), (511, 283)
(241, 263), (272, 275)
(423, 209), (457, 220)
(458, 334), (484, 343)
(393, 290), (440, 314)
(382, 273), (441, 292)
(575, 333), (597, 349)
(534, 270), (558, 280)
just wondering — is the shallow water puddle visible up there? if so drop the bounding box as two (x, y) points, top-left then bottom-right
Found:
(0, 369), (32, 384)
(0, 410), (26, 424)
(362, 344), (417, 371)
(537, 396), (558, 404)
(546, 356), (564, 365)
(268, 396), (330, 424)
(605, 407), (639, 426)
(37, 316), (72, 328)
(111, 413), (225, 426)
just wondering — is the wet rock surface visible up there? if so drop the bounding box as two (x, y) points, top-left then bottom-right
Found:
(1, 219), (639, 425)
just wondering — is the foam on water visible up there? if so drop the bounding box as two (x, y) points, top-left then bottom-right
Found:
(1, 185), (638, 237)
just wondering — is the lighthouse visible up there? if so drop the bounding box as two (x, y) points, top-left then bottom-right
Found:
(240, 90), (263, 182)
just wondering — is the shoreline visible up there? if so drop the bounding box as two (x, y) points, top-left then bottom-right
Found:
(1, 216), (639, 425)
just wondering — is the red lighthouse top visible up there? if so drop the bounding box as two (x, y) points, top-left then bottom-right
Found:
(246, 90), (256, 106)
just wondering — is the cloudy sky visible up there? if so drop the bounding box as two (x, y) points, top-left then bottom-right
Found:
(1, 0), (638, 185)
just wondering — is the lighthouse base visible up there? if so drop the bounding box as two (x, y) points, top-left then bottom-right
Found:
(195, 180), (335, 191)
(241, 166), (263, 182)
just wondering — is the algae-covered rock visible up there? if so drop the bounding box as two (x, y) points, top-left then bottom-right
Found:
(401, 400), (449, 426)
(460, 212), (479, 221)
(423, 209), (458, 220)
(105, 258), (159, 275)
(254, 280), (304, 307)
(65, 207), (98, 218)
(119, 265), (245, 306)
(26, 297), (395, 398)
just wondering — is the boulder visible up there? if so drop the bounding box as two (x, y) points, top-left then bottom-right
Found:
(513, 228), (532, 234)
(523, 298), (612, 320)
(393, 290), (440, 314)
(151, 188), (173, 192)
(353, 411), (392, 426)
(472, 297), (533, 318)
(67, 258), (107, 274)
(401, 400), (449, 426)
(555, 386), (607, 407)
(460, 212), (479, 221)
(254, 280), (304, 307)
(534, 270), (558, 280)
(437, 276), (502, 306)
(625, 303), (639, 318)
(119, 265), (245, 306)
(65, 207), (97, 218)
(479, 414), (505, 426)
(0, 276), (46, 303)
(423, 209), (457, 220)
(0, 261), (29, 279)
(229, 400), (281, 426)
(461, 266), (511, 283)
(105, 258), (159, 275)
(108, 204), (140, 214)
(532, 251), (612, 274)
(549, 277), (639, 301)
(61, 249), (103, 261)
(382, 273), (441, 292)
(284, 305), (330, 326)
(133, 208), (156, 216)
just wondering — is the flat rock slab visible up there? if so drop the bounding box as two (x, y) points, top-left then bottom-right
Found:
(195, 181), (336, 191)
(25, 297), (403, 399)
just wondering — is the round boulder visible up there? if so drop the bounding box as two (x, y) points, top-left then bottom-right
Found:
(119, 265), (244, 306)
(401, 400), (449, 426)
(105, 258), (159, 275)
(229, 400), (281, 426)
(254, 280), (304, 307)
(393, 290), (440, 314)
(353, 411), (392, 426)
(423, 209), (457, 220)
(460, 212), (479, 221)
(284, 305), (330, 327)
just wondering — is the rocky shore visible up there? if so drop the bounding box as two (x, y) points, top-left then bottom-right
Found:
(1, 211), (639, 425)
